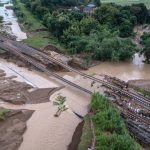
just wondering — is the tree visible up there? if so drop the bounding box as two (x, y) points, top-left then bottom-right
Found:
(0, 16), (3, 23)
(79, 17), (98, 35)
(41, 0), (78, 7)
(94, 0), (101, 7)
(69, 11), (84, 21)
(119, 21), (133, 37)
(63, 23), (81, 43)
(141, 33), (150, 63)
(93, 4), (119, 25)
(130, 3), (149, 24)
(53, 95), (68, 117)
(47, 13), (70, 38)
(94, 37), (136, 61)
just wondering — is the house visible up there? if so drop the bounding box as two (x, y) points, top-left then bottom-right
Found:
(83, 3), (96, 15)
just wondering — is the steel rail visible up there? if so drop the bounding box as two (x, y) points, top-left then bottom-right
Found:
(0, 42), (92, 95)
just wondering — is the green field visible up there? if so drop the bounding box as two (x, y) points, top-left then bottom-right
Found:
(101, 0), (150, 8)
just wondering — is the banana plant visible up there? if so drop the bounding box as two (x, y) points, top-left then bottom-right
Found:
(53, 95), (68, 117)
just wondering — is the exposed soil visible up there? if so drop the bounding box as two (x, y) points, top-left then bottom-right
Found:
(0, 69), (63, 104)
(68, 120), (84, 150)
(133, 25), (150, 49)
(43, 44), (94, 69)
(0, 69), (32, 104)
(0, 32), (17, 41)
(22, 86), (64, 104)
(1, 53), (30, 68)
(43, 44), (65, 54)
(0, 107), (34, 150)
(1, 51), (69, 71)
(128, 79), (150, 91)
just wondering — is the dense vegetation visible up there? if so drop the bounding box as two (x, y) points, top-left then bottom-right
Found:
(12, 0), (63, 48)
(0, 16), (3, 23)
(101, 0), (150, 9)
(13, 0), (150, 62)
(141, 32), (150, 63)
(0, 108), (10, 120)
(90, 93), (140, 150)
(133, 86), (150, 97)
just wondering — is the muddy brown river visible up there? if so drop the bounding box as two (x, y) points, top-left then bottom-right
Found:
(85, 54), (150, 81)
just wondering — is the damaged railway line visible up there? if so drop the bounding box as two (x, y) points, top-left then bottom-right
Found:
(0, 36), (150, 109)
(0, 36), (150, 147)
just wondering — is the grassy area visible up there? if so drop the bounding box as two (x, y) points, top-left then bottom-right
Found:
(133, 86), (150, 97)
(0, 48), (5, 53)
(80, 93), (140, 150)
(78, 116), (92, 150)
(0, 108), (10, 120)
(14, 0), (64, 49)
(101, 0), (150, 8)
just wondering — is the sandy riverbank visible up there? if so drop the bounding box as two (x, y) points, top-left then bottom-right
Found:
(0, 58), (91, 150)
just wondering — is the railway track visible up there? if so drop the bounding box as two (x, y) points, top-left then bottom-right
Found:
(0, 41), (92, 95)
(1, 37), (150, 146)
(8, 40), (150, 102)
(0, 36), (150, 110)
(123, 109), (150, 125)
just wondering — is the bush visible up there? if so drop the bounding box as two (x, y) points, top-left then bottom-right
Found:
(0, 16), (3, 23)
(0, 108), (10, 120)
(91, 93), (140, 150)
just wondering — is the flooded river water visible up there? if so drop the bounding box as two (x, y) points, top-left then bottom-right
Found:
(0, 1), (149, 149)
(85, 53), (150, 81)
(0, 59), (90, 150)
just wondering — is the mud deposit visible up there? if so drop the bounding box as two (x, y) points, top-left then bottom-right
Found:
(0, 59), (90, 150)
(0, 69), (63, 104)
(68, 120), (84, 150)
(0, 107), (33, 150)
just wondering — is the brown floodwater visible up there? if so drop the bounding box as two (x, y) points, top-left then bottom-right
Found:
(85, 54), (150, 81)
(0, 59), (90, 150)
